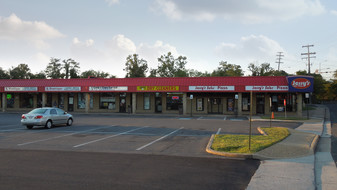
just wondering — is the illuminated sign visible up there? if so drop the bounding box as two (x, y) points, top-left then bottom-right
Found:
(245, 86), (288, 91)
(172, 96), (180, 100)
(45, 87), (81, 91)
(137, 86), (179, 91)
(189, 86), (234, 91)
(291, 78), (311, 89)
(89, 86), (128, 91)
(287, 76), (314, 92)
(5, 87), (37, 92)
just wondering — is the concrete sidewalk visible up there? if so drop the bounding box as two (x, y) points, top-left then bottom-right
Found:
(247, 105), (337, 190)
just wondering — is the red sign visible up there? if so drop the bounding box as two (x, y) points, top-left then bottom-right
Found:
(291, 78), (311, 89)
(284, 99), (286, 106)
(172, 96), (179, 100)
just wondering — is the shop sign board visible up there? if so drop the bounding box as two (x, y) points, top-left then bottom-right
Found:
(137, 86), (179, 91)
(89, 86), (128, 91)
(287, 76), (314, 92)
(5, 87), (38, 92)
(45, 87), (81, 92)
(245, 86), (288, 91)
(189, 86), (235, 91)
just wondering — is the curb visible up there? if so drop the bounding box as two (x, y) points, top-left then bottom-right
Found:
(205, 134), (253, 159)
(206, 127), (320, 160)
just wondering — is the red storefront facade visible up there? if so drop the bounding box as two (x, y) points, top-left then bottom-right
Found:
(0, 76), (313, 116)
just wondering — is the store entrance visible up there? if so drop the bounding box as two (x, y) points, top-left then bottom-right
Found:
(155, 93), (162, 113)
(68, 93), (74, 112)
(208, 98), (223, 114)
(119, 93), (126, 113)
(256, 94), (265, 114)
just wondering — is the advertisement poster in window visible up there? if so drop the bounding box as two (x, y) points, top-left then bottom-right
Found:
(197, 98), (203, 111)
(227, 98), (234, 111)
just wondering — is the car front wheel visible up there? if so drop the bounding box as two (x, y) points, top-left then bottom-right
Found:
(66, 118), (73, 126)
(45, 120), (52, 129)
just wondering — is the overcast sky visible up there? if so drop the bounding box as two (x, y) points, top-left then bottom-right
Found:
(1, 0), (336, 78)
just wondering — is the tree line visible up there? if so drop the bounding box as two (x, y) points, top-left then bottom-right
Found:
(0, 58), (114, 79)
(1, 52), (337, 102)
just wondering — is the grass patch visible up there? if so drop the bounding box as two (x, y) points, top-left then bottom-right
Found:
(211, 127), (290, 154)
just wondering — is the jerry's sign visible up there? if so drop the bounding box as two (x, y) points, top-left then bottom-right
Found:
(287, 76), (313, 92)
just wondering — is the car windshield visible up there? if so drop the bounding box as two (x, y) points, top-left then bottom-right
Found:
(28, 108), (48, 114)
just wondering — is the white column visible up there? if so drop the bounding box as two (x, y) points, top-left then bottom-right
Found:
(183, 93), (187, 115)
(42, 93), (47, 107)
(238, 92), (242, 116)
(132, 93), (137, 114)
(85, 93), (90, 113)
(297, 93), (303, 117)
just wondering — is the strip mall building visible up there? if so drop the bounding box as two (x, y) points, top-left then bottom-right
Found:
(0, 76), (313, 116)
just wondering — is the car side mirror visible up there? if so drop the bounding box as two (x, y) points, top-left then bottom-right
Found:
(64, 112), (67, 114)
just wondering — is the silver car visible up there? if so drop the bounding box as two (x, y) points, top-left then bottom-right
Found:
(21, 108), (73, 129)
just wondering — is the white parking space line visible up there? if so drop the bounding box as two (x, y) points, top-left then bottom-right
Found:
(216, 128), (221, 135)
(17, 126), (114, 146)
(136, 127), (184, 151)
(73, 126), (149, 148)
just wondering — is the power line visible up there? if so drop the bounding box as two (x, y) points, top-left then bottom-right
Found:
(301, 45), (316, 74)
(276, 52), (284, 71)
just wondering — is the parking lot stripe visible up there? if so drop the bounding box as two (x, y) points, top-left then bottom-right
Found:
(216, 128), (221, 135)
(17, 126), (114, 146)
(73, 126), (149, 148)
(136, 127), (184, 151)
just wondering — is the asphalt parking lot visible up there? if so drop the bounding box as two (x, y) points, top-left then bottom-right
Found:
(0, 113), (302, 190)
(0, 113), (302, 157)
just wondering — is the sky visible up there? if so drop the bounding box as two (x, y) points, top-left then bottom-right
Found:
(0, 0), (337, 78)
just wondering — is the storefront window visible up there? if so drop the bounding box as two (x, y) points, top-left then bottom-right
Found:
(37, 94), (42, 108)
(90, 93), (93, 109)
(242, 93), (250, 111)
(144, 93), (150, 110)
(58, 94), (64, 109)
(7, 94), (14, 108)
(77, 93), (86, 109)
(271, 94), (294, 112)
(20, 93), (34, 108)
(46, 93), (52, 107)
(100, 93), (116, 110)
(166, 93), (183, 110)
(227, 98), (234, 112)
(196, 98), (204, 111)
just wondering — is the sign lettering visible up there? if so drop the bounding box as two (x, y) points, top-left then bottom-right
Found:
(189, 86), (235, 91)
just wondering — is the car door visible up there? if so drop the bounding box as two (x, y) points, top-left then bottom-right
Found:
(56, 108), (68, 124)
(49, 109), (60, 124)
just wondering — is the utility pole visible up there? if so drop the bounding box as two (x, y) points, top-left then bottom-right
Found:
(276, 52), (284, 71)
(301, 45), (316, 74)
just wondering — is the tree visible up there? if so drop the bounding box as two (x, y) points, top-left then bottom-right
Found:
(124, 54), (148, 78)
(45, 58), (63, 79)
(29, 71), (46, 79)
(152, 52), (189, 77)
(63, 58), (80, 79)
(248, 62), (274, 76)
(272, 70), (289, 76)
(9, 64), (32, 79)
(211, 61), (244, 76)
(295, 70), (328, 103)
(80, 70), (114, 78)
(333, 69), (337, 79)
(0, 67), (10, 79)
